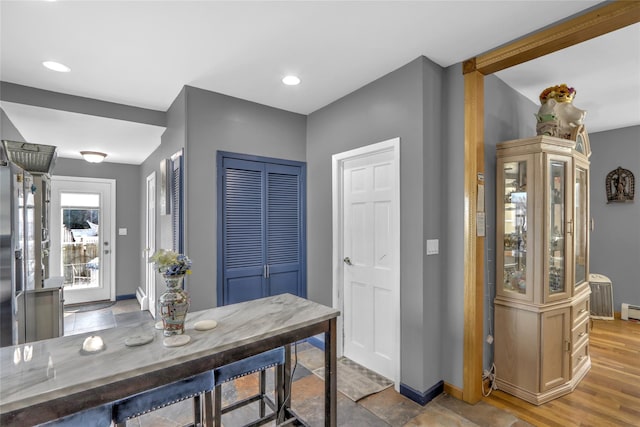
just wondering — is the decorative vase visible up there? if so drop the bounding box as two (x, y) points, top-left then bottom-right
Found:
(159, 274), (190, 336)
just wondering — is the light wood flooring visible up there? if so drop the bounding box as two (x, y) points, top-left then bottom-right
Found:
(483, 319), (640, 427)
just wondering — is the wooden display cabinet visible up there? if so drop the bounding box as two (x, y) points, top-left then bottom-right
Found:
(494, 135), (591, 405)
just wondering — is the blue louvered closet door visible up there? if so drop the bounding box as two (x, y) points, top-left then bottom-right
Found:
(218, 153), (306, 306)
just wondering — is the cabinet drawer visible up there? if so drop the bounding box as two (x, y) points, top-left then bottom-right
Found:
(572, 318), (589, 350)
(572, 341), (589, 375)
(572, 297), (590, 326)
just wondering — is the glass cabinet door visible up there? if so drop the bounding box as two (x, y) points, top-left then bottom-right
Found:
(502, 160), (528, 295)
(548, 159), (567, 296)
(574, 166), (588, 288)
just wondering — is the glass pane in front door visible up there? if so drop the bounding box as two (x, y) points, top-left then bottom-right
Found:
(60, 192), (101, 290)
(549, 160), (566, 295)
(574, 167), (587, 287)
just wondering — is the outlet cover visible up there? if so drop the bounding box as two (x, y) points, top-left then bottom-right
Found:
(426, 239), (439, 255)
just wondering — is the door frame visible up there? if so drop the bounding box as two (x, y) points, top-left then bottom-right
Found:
(216, 151), (307, 306)
(139, 171), (156, 316)
(50, 176), (116, 303)
(332, 137), (401, 389)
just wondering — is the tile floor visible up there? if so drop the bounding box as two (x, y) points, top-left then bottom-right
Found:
(65, 300), (531, 427)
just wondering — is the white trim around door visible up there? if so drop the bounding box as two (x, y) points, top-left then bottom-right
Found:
(50, 176), (116, 304)
(332, 137), (401, 390)
(137, 171), (156, 316)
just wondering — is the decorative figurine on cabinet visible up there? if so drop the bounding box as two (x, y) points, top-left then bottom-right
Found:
(535, 84), (586, 140)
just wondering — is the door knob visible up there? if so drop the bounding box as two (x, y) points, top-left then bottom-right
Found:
(343, 257), (353, 266)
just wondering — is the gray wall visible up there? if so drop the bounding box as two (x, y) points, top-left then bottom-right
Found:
(143, 86), (307, 312)
(140, 88), (188, 309)
(306, 57), (442, 393)
(440, 63), (465, 389)
(438, 69), (537, 389)
(1, 107), (26, 142)
(421, 57), (444, 394)
(184, 86), (307, 311)
(52, 158), (142, 298)
(589, 125), (640, 311)
(482, 75), (537, 371)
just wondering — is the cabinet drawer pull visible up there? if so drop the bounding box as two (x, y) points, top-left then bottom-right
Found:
(579, 308), (587, 314)
(578, 355), (586, 362)
(578, 332), (586, 337)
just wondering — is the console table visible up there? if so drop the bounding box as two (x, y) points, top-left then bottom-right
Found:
(0, 293), (339, 426)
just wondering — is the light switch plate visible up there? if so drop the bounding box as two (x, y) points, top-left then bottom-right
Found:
(118, 228), (127, 236)
(426, 239), (439, 255)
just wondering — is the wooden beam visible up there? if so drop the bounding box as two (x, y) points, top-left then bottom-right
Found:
(463, 69), (485, 404)
(470, 1), (640, 75)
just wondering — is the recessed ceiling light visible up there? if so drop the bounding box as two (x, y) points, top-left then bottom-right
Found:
(42, 61), (71, 72)
(282, 75), (301, 86)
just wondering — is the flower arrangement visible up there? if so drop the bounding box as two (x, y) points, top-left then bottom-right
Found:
(149, 249), (192, 276)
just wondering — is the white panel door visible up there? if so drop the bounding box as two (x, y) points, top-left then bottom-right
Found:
(342, 148), (397, 380)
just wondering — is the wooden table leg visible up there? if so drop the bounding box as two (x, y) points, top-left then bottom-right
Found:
(325, 318), (337, 427)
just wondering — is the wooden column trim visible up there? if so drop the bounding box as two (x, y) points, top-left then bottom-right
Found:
(463, 69), (484, 404)
(474, 1), (640, 75)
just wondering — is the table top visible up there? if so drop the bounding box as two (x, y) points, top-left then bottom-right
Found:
(0, 293), (339, 420)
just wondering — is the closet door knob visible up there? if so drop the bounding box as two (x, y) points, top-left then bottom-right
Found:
(343, 257), (353, 266)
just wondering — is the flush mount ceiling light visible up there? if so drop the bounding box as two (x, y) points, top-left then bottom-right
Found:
(80, 151), (107, 163)
(42, 61), (71, 72)
(282, 75), (301, 86)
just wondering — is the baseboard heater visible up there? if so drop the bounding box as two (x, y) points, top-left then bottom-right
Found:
(621, 303), (640, 321)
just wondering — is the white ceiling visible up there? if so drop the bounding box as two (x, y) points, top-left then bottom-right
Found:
(1, 1), (638, 165)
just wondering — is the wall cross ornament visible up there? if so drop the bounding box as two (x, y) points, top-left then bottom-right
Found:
(606, 166), (634, 203)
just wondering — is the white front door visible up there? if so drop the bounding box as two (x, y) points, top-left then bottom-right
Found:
(145, 172), (156, 318)
(50, 176), (116, 305)
(333, 138), (400, 386)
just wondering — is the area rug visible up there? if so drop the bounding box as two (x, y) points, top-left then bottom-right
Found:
(64, 301), (116, 313)
(312, 357), (393, 401)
